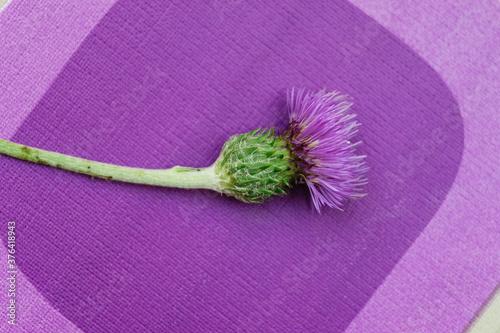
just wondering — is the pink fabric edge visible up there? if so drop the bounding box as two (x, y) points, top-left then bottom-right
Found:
(346, 1), (500, 332)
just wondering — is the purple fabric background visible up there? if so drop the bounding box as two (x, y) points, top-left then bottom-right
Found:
(1, 0), (498, 332)
(2, 0), (463, 332)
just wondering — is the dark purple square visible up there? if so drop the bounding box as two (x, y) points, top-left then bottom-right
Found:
(1, 0), (463, 332)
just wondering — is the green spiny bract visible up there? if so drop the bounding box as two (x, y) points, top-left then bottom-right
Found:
(213, 128), (297, 203)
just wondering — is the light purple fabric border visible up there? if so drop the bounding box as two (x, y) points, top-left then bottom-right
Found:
(0, 0), (116, 332)
(0, 0), (116, 139)
(346, 0), (500, 331)
(1, 245), (83, 332)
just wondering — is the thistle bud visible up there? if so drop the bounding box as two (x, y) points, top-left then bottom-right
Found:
(213, 128), (297, 203)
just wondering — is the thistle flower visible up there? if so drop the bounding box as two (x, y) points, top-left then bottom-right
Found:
(0, 89), (367, 212)
(285, 89), (368, 212)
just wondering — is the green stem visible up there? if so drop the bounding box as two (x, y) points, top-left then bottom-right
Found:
(0, 138), (220, 191)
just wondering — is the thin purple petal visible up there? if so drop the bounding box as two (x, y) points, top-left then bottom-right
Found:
(286, 89), (368, 212)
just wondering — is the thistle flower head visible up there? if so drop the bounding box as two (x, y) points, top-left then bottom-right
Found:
(285, 89), (368, 212)
(212, 89), (367, 211)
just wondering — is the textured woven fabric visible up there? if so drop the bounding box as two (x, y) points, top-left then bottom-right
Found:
(0, 0), (498, 332)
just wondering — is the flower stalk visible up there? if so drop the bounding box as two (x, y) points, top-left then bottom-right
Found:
(0, 138), (220, 190)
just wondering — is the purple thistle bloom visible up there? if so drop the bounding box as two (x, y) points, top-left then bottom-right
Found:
(285, 89), (368, 212)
